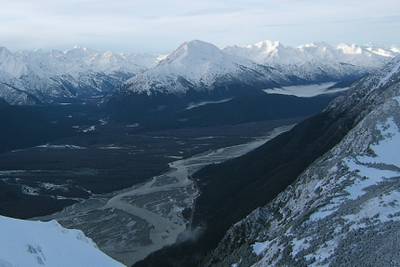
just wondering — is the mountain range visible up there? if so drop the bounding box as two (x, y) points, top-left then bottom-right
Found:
(122, 40), (399, 96)
(0, 46), (159, 104)
(1, 40), (399, 105)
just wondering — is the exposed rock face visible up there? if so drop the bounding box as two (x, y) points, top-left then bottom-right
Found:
(207, 57), (400, 267)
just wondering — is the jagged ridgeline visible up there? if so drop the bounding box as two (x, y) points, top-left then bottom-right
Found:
(1, 41), (398, 106)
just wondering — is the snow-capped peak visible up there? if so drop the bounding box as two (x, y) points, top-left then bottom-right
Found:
(159, 40), (234, 68)
(125, 40), (256, 94)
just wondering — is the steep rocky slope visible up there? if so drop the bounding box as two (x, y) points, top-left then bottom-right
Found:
(207, 57), (400, 267)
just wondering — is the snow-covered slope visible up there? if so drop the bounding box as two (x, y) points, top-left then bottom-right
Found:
(207, 56), (400, 266)
(124, 40), (283, 95)
(16, 47), (157, 77)
(0, 215), (124, 267)
(0, 46), (159, 104)
(0, 82), (40, 105)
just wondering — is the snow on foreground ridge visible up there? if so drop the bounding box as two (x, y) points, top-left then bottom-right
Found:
(0, 216), (125, 267)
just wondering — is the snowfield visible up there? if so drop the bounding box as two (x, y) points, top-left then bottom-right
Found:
(0, 216), (124, 267)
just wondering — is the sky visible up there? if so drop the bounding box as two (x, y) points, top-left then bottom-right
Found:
(0, 0), (399, 53)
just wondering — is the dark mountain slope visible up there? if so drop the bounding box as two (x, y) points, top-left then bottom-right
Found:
(107, 89), (337, 130)
(191, 110), (353, 248)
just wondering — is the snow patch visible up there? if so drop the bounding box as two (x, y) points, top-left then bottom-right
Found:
(252, 240), (272, 256)
(36, 144), (86, 149)
(343, 190), (400, 225)
(291, 237), (310, 257)
(21, 185), (40, 196)
(82, 125), (96, 133)
(186, 98), (233, 110)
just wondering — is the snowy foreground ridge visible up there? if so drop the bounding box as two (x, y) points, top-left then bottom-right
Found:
(0, 216), (124, 267)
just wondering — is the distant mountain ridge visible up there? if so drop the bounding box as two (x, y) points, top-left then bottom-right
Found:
(224, 40), (399, 67)
(0, 46), (159, 104)
(124, 40), (399, 96)
(1, 40), (399, 105)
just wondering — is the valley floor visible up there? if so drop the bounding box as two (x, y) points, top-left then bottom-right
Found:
(37, 125), (293, 266)
(0, 115), (298, 219)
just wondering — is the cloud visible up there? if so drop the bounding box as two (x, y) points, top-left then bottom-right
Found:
(0, 0), (399, 52)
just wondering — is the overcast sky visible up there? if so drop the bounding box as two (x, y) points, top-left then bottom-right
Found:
(0, 0), (399, 53)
